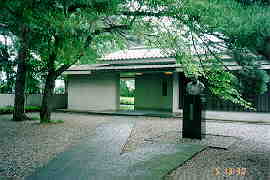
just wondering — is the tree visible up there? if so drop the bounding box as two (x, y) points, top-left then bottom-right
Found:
(0, 0), (140, 121)
(0, 33), (40, 94)
(1, 0), (269, 122)
(19, 0), (184, 122)
(0, 35), (16, 93)
(2, 0), (141, 122)
(32, 1), (136, 122)
(120, 80), (135, 97)
(136, 0), (270, 108)
(0, 1), (39, 121)
(180, 0), (270, 107)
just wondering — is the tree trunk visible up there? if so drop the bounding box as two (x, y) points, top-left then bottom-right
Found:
(40, 72), (56, 123)
(13, 26), (30, 121)
(6, 61), (14, 93)
(39, 35), (69, 123)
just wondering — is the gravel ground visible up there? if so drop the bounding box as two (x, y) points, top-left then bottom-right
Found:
(0, 112), (112, 179)
(0, 112), (270, 180)
(123, 117), (270, 180)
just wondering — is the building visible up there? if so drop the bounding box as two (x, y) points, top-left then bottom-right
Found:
(64, 47), (185, 113)
(64, 47), (270, 113)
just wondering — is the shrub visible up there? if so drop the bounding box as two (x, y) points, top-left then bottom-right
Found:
(0, 106), (14, 114)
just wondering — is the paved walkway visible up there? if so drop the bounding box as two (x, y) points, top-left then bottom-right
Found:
(58, 109), (270, 124)
(26, 120), (206, 180)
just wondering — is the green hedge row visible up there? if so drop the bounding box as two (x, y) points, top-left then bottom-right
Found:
(0, 106), (41, 114)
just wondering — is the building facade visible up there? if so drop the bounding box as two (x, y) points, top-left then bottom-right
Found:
(64, 47), (270, 113)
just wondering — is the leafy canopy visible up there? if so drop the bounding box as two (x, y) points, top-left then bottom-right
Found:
(1, 0), (270, 110)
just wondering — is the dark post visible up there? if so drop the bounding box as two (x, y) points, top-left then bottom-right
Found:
(183, 79), (206, 139)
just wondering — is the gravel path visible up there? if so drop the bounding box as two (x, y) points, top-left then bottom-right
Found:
(0, 113), (270, 180)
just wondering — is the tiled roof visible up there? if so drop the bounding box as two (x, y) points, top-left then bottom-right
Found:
(65, 47), (270, 74)
(65, 64), (179, 74)
(65, 47), (177, 74)
(100, 47), (173, 61)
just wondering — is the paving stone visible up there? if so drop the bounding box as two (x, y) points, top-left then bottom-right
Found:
(26, 120), (206, 180)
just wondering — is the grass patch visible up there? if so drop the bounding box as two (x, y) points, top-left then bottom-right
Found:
(39, 119), (65, 124)
(25, 106), (41, 112)
(28, 117), (40, 121)
(0, 106), (41, 114)
(48, 120), (64, 124)
(120, 97), (134, 105)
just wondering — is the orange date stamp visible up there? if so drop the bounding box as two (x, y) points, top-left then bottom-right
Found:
(213, 167), (247, 176)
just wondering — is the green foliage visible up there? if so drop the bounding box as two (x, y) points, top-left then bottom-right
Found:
(1, 0), (133, 73)
(0, 35), (16, 93)
(0, 106), (14, 114)
(237, 69), (270, 96)
(193, 0), (270, 108)
(25, 72), (41, 94)
(175, 52), (254, 109)
(120, 104), (134, 110)
(150, 0), (270, 110)
(120, 80), (135, 97)
(120, 97), (134, 105)
(175, 53), (203, 79)
(2, 0), (269, 112)
(54, 87), (65, 94)
(231, 53), (270, 96)
(25, 106), (41, 112)
(0, 34), (42, 94)
(0, 106), (40, 114)
(204, 62), (254, 109)
(184, 0), (270, 58)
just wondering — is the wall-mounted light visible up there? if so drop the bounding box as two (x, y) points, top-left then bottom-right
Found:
(135, 73), (143, 75)
(164, 72), (173, 75)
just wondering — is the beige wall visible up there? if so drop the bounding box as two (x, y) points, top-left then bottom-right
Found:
(67, 73), (120, 111)
(135, 73), (173, 111)
(0, 94), (67, 109)
(0, 94), (14, 107)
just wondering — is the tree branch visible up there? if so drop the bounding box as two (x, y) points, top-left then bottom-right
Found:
(85, 24), (130, 48)
(0, 23), (8, 29)
(67, 4), (92, 13)
(121, 11), (169, 17)
(54, 54), (84, 78)
(54, 64), (72, 78)
(6, 6), (17, 16)
(191, 34), (206, 76)
(121, 10), (186, 21)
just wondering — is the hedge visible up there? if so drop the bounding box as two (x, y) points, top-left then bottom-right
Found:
(0, 106), (41, 114)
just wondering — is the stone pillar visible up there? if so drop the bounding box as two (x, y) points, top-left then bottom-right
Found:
(172, 72), (180, 113)
(183, 95), (206, 139)
(182, 80), (206, 139)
